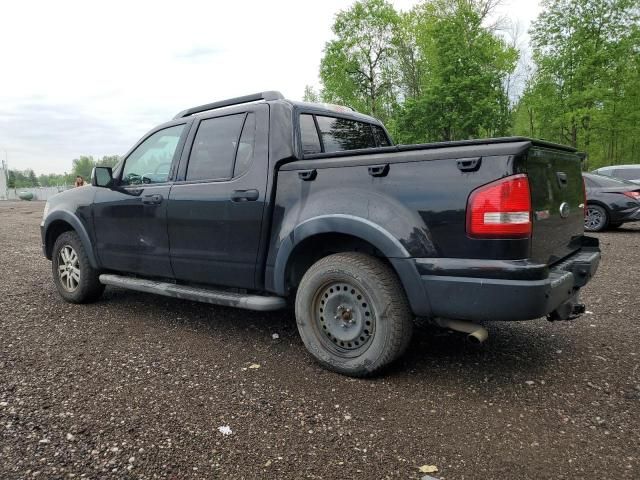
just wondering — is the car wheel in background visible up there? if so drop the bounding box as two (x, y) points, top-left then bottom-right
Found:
(585, 204), (609, 232)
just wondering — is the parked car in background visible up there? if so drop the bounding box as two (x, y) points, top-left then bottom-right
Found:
(583, 173), (640, 231)
(592, 165), (640, 184)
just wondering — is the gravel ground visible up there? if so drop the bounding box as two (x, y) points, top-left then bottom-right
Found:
(1, 200), (639, 479)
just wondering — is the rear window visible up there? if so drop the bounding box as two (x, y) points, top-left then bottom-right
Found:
(372, 125), (391, 147)
(614, 168), (640, 180)
(315, 115), (377, 153)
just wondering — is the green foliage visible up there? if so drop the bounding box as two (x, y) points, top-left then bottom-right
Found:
(514, 0), (640, 169)
(320, 0), (400, 121)
(318, 0), (517, 143)
(37, 173), (75, 187)
(72, 155), (97, 180)
(97, 155), (121, 168)
(72, 154), (121, 180)
(394, 1), (517, 143)
(7, 169), (40, 188)
(303, 85), (320, 103)
(7, 155), (122, 189)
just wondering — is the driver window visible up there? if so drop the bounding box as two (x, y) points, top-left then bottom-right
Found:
(121, 125), (185, 185)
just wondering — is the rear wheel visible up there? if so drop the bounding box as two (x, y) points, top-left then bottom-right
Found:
(52, 231), (104, 303)
(585, 204), (608, 232)
(295, 252), (413, 377)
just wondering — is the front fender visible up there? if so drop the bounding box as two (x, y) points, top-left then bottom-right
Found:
(43, 209), (99, 269)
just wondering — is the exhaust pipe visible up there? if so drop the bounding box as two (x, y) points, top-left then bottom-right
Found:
(433, 318), (488, 344)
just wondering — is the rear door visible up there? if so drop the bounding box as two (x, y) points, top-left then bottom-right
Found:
(526, 147), (585, 264)
(613, 167), (640, 184)
(167, 104), (269, 289)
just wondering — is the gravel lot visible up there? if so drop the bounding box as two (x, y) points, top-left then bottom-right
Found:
(1, 200), (639, 479)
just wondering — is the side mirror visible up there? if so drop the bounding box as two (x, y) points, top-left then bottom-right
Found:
(91, 166), (113, 187)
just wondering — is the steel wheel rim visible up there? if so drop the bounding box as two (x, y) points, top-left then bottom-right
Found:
(313, 281), (376, 358)
(585, 207), (604, 230)
(58, 245), (80, 292)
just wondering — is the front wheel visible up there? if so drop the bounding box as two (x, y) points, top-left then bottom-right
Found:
(52, 231), (105, 303)
(295, 252), (413, 377)
(585, 204), (609, 232)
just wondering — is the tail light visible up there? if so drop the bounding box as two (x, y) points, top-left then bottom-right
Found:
(623, 191), (640, 201)
(467, 174), (532, 238)
(582, 176), (587, 218)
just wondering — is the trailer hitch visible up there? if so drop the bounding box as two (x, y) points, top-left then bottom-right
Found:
(547, 294), (585, 321)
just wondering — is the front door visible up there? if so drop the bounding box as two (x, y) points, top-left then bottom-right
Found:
(93, 123), (188, 278)
(167, 106), (268, 289)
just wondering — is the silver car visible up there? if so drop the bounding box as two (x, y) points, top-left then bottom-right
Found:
(592, 165), (640, 185)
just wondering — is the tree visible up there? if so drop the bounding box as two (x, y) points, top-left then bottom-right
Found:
(97, 155), (121, 168)
(514, 0), (640, 168)
(320, 0), (400, 121)
(393, 0), (517, 143)
(303, 85), (320, 103)
(8, 169), (38, 188)
(72, 155), (96, 180)
(27, 170), (38, 187)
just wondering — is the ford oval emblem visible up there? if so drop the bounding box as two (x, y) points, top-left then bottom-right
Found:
(559, 202), (571, 218)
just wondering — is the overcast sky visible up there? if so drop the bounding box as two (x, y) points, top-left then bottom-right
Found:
(0, 0), (541, 175)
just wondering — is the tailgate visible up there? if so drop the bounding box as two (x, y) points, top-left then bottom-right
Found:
(526, 147), (585, 264)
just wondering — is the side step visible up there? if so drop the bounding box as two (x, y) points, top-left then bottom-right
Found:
(99, 274), (287, 312)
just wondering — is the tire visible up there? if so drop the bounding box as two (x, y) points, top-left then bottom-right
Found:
(295, 252), (413, 377)
(52, 231), (105, 303)
(585, 204), (609, 232)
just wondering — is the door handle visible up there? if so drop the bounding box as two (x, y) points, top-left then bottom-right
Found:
(298, 169), (317, 181)
(556, 171), (568, 187)
(231, 189), (259, 202)
(457, 157), (482, 172)
(142, 193), (163, 205)
(368, 164), (390, 177)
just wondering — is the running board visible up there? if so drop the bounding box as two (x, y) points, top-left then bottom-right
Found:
(99, 274), (287, 311)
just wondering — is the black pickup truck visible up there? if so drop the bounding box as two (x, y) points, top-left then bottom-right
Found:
(41, 91), (600, 376)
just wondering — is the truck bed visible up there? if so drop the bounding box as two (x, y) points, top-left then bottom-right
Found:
(272, 138), (584, 268)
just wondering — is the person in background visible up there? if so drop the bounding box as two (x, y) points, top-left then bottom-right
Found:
(74, 176), (85, 187)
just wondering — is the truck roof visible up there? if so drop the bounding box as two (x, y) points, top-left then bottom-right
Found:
(172, 91), (384, 126)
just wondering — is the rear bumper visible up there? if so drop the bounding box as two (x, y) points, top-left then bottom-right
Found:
(611, 204), (640, 223)
(393, 237), (600, 321)
(623, 207), (640, 222)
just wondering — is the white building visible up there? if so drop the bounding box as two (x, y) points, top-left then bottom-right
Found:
(0, 161), (8, 200)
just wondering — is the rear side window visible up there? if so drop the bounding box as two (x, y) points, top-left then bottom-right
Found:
(372, 125), (391, 147)
(316, 115), (376, 153)
(300, 114), (321, 154)
(588, 174), (634, 187)
(614, 168), (640, 180)
(187, 114), (245, 181)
